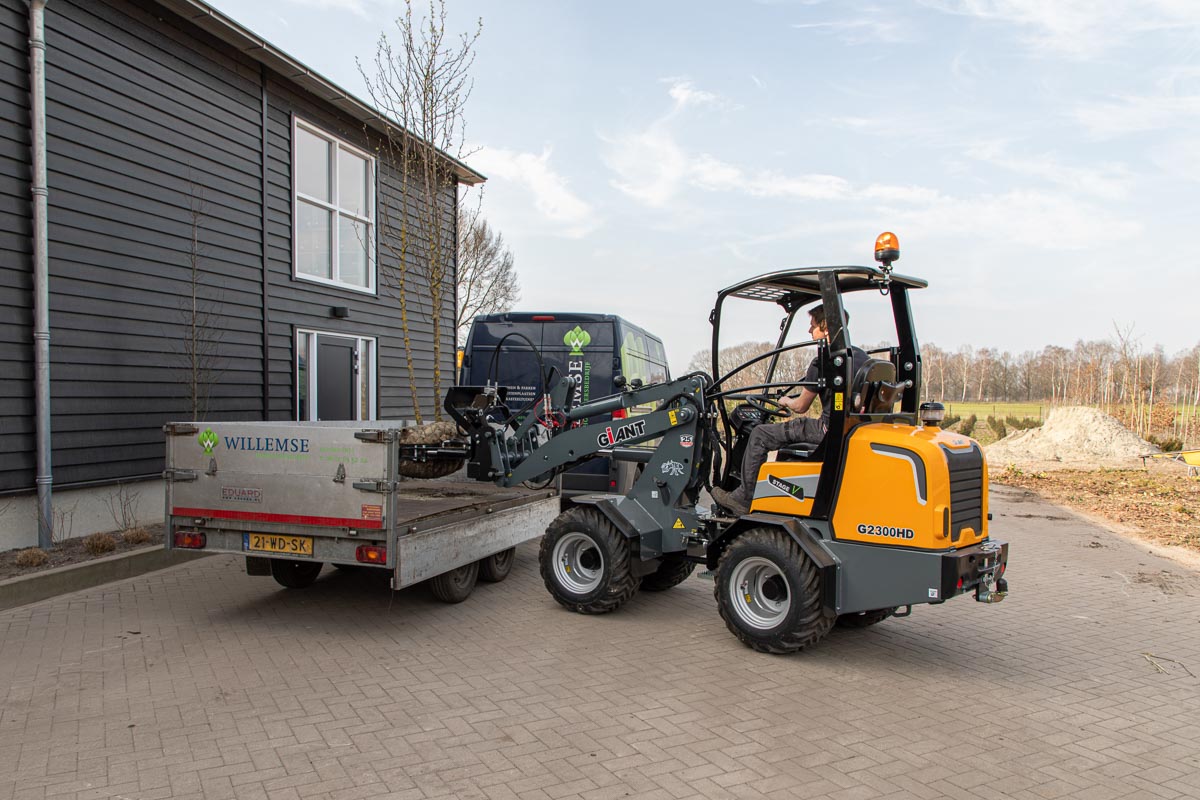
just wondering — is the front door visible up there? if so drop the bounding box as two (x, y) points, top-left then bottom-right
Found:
(296, 329), (376, 421)
(316, 335), (356, 420)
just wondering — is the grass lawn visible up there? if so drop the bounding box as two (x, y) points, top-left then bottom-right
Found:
(943, 401), (1046, 421)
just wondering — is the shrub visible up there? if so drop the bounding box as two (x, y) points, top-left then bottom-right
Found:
(988, 416), (1007, 439)
(121, 527), (155, 545)
(14, 548), (50, 568)
(959, 414), (977, 437)
(1006, 415), (1042, 430)
(942, 414), (961, 429)
(83, 533), (117, 556)
(1148, 434), (1184, 453)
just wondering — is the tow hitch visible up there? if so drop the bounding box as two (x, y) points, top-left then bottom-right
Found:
(976, 576), (1008, 604)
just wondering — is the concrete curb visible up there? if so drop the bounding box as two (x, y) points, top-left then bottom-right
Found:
(0, 546), (210, 612)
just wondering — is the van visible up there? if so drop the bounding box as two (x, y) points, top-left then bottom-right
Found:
(458, 312), (671, 498)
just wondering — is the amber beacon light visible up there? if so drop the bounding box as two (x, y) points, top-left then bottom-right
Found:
(874, 231), (900, 269)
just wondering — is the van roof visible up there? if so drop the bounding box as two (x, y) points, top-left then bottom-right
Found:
(473, 312), (637, 326)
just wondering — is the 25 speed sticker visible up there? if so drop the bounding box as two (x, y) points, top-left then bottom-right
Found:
(857, 523), (915, 539)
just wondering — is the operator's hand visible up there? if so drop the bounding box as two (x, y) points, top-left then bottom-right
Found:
(777, 395), (803, 412)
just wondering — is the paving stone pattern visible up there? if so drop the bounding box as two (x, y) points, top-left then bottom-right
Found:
(2, 486), (1199, 800)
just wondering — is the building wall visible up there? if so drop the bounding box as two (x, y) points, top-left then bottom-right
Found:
(0, 1), (34, 494)
(0, 0), (458, 500)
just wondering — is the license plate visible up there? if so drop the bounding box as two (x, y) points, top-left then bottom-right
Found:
(244, 533), (313, 556)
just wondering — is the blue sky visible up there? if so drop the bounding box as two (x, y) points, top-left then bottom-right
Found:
(209, 0), (1200, 373)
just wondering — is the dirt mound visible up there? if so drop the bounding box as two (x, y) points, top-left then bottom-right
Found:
(986, 406), (1158, 468)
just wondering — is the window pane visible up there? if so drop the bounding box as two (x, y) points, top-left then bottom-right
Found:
(297, 201), (332, 279)
(296, 127), (330, 201)
(338, 215), (369, 287)
(338, 150), (368, 216)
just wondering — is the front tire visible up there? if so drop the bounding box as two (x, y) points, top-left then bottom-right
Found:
(715, 528), (834, 654)
(479, 547), (516, 583)
(429, 561), (479, 603)
(640, 555), (696, 592)
(270, 559), (323, 589)
(539, 507), (637, 614)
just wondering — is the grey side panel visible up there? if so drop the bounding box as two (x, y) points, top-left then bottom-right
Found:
(393, 498), (558, 588)
(825, 539), (947, 614)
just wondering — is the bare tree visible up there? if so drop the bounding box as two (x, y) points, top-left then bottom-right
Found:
(360, 0), (481, 422)
(456, 201), (518, 345)
(177, 178), (225, 420)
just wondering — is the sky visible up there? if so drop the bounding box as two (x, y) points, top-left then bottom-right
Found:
(208, 0), (1200, 374)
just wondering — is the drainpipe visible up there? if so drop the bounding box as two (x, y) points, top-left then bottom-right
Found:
(29, 0), (52, 549)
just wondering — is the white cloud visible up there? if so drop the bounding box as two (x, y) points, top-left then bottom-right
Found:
(1072, 93), (1200, 138)
(603, 124), (690, 208)
(791, 14), (912, 45)
(921, 0), (1200, 59)
(665, 79), (720, 110)
(470, 146), (598, 238)
(965, 141), (1133, 200)
(876, 189), (1143, 251)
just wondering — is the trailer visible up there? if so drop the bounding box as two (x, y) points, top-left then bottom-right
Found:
(163, 420), (559, 601)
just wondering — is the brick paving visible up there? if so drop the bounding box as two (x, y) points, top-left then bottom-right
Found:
(2, 485), (1199, 800)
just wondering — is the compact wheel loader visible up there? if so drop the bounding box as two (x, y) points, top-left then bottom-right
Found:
(439, 233), (1008, 653)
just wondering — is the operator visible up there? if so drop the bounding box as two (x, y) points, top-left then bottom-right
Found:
(711, 305), (869, 516)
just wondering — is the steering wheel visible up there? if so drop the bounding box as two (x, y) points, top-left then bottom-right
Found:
(729, 393), (792, 419)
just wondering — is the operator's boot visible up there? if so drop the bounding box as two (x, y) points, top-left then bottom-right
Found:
(711, 486), (750, 516)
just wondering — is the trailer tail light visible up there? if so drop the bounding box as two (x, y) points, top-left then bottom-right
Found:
(356, 545), (386, 564)
(174, 531), (206, 549)
(611, 408), (627, 420)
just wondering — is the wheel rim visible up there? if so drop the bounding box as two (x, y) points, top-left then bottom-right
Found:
(552, 532), (603, 594)
(728, 557), (790, 631)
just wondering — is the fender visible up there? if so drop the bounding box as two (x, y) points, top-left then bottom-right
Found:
(706, 513), (839, 613)
(567, 494), (663, 577)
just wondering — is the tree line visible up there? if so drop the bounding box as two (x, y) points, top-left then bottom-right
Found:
(688, 336), (1200, 446)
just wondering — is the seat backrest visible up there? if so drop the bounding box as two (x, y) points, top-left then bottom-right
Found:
(851, 358), (904, 414)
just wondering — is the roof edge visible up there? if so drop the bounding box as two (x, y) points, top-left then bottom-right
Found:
(155, 0), (487, 186)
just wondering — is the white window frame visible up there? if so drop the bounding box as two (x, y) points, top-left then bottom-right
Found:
(292, 117), (377, 294)
(295, 328), (378, 421)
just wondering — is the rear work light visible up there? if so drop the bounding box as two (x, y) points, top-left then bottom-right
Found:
(173, 531), (206, 549)
(356, 545), (387, 565)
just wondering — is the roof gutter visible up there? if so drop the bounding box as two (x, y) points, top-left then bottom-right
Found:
(156, 0), (486, 186)
(28, 0), (52, 548)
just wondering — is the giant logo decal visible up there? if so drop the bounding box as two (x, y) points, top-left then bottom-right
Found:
(597, 419), (647, 447)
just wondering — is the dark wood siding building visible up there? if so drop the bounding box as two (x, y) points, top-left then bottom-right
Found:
(0, 0), (478, 495)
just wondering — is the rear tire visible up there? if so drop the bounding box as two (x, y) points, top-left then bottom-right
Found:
(429, 561), (479, 603)
(640, 555), (696, 592)
(479, 547), (516, 583)
(836, 608), (896, 628)
(270, 560), (323, 589)
(715, 528), (834, 654)
(539, 507), (637, 614)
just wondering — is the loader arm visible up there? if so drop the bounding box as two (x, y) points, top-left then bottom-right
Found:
(446, 374), (712, 558)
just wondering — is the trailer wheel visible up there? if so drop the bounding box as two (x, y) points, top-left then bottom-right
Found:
(479, 547), (516, 583)
(835, 608), (896, 628)
(270, 560), (323, 589)
(640, 556), (696, 592)
(539, 507), (637, 614)
(715, 527), (834, 654)
(429, 561), (479, 603)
